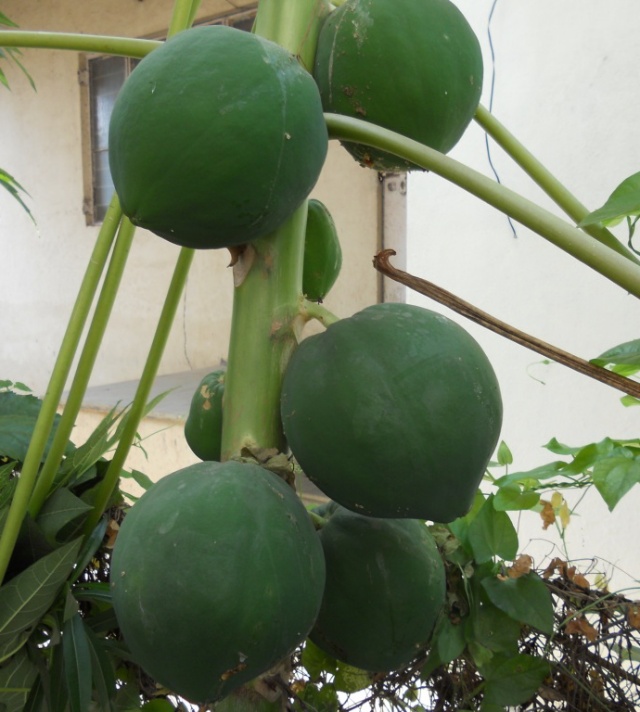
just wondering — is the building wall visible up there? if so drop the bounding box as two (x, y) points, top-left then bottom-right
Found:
(1, 0), (383, 395)
(407, 0), (640, 588)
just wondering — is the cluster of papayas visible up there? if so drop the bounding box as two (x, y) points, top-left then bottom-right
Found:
(281, 302), (503, 523)
(313, 0), (483, 170)
(110, 460), (326, 704)
(109, 25), (328, 249)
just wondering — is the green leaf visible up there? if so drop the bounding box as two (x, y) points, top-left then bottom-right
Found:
(63, 613), (92, 712)
(493, 484), (539, 512)
(482, 573), (554, 635)
(543, 437), (582, 456)
(0, 168), (35, 223)
(140, 701), (175, 712)
(334, 662), (370, 693)
(294, 683), (339, 712)
(496, 441), (512, 466)
(121, 468), (154, 492)
(0, 538), (82, 662)
(590, 337), (640, 378)
(301, 639), (336, 681)
(434, 615), (466, 664)
(85, 624), (117, 712)
(493, 461), (566, 489)
(0, 648), (38, 712)
(579, 171), (640, 227)
(591, 450), (640, 510)
(36, 488), (93, 543)
(69, 517), (108, 585)
(471, 600), (521, 655)
(468, 496), (518, 564)
(483, 653), (549, 706)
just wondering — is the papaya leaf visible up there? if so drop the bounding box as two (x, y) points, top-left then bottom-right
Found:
(493, 484), (539, 512)
(84, 625), (116, 712)
(69, 517), (108, 585)
(120, 468), (154, 492)
(579, 171), (640, 227)
(63, 613), (92, 712)
(0, 648), (38, 712)
(481, 573), (554, 635)
(467, 496), (518, 564)
(0, 538), (82, 662)
(591, 449), (640, 510)
(334, 662), (370, 693)
(36, 489), (93, 544)
(482, 653), (549, 706)
(0, 168), (35, 222)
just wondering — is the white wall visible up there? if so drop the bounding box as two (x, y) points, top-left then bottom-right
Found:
(1, 0), (381, 395)
(408, 0), (640, 589)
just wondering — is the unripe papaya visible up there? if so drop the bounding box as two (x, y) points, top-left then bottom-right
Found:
(110, 460), (325, 704)
(302, 199), (343, 302)
(183, 370), (224, 461)
(313, 0), (483, 170)
(109, 26), (328, 249)
(310, 503), (446, 671)
(280, 303), (502, 522)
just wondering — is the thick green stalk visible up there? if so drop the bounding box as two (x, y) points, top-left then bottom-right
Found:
(83, 247), (195, 535)
(0, 30), (159, 57)
(28, 218), (136, 518)
(0, 197), (123, 585)
(220, 0), (324, 460)
(326, 114), (640, 299)
(474, 104), (639, 265)
(221, 206), (308, 460)
(254, 0), (330, 69)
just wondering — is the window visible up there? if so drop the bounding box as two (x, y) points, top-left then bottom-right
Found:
(80, 7), (257, 225)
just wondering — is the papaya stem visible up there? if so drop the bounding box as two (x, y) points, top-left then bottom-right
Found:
(300, 298), (341, 328)
(325, 114), (640, 299)
(83, 247), (195, 536)
(0, 196), (123, 586)
(28, 218), (137, 518)
(474, 104), (639, 265)
(221, 206), (308, 460)
(254, 0), (331, 71)
(0, 30), (159, 57)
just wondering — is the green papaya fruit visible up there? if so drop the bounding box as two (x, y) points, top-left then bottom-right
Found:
(302, 199), (343, 302)
(310, 504), (446, 671)
(109, 26), (328, 249)
(313, 0), (483, 171)
(110, 460), (325, 704)
(183, 370), (224, 461)
(280, 303), (502, 522)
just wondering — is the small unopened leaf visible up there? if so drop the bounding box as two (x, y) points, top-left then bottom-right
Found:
(482, 573), (554, 635)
